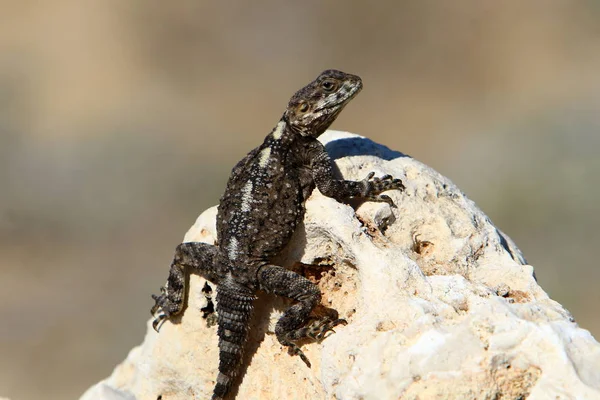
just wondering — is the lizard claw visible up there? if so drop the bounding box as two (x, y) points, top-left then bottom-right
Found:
(307, 317), (347, 342)
(375, 194), (394, 206)
(316, 318), (347, 340)
(151, 290), (173, 331)
(152, 313), (167, 332)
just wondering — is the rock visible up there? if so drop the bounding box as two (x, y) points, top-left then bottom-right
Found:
(81, 131), (600, 400)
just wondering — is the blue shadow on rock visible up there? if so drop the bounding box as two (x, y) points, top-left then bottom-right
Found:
(324, 136), (410, 161)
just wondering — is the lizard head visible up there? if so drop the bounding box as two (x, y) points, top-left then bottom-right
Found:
(284, 69), (363, 137)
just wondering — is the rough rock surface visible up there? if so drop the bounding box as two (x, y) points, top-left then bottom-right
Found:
(81, 131), (600, 400)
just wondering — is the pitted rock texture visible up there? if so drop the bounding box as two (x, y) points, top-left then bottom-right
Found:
(81, 131), (600, 400)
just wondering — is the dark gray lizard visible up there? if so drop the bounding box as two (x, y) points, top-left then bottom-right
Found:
(151, 69), (405, 400)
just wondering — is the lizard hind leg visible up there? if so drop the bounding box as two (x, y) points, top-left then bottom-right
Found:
(151, 242), (220, 331)
(257, 265), (346, 368)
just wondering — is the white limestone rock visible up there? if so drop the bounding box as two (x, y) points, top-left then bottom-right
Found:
(81, 131), (600, 400)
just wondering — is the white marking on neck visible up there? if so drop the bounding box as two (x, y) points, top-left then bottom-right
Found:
(241, 181), (253, 212)
(272, 121), (285, 139)
(258, 147), (271, 168)
(228, 237), (239, 260)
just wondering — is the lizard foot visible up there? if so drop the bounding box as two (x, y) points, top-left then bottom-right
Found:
(362, 172), (405, 205)
(282, 316), (347, 368)
(150, 287), (178, 332)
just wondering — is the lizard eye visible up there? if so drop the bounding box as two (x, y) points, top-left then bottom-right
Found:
(297, 102), (310, 113)
(321, 80), (337, 93)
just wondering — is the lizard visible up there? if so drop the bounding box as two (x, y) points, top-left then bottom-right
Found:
(150, 69), (405, 400)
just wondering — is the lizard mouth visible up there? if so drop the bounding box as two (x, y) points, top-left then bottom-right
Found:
(341, 79), (363, 102)
(341, 79), (363, 101)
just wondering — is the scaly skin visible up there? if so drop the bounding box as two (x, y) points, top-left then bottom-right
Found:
(151, 69), (405, 399)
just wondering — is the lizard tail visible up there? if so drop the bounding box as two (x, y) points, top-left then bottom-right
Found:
(211, 281), (256, 400)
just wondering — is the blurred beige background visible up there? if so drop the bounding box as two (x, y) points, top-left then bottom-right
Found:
(1, 1), (599, 399)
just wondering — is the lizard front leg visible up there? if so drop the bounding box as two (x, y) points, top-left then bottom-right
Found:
(307, 140), (405, 205)
(257, 264), (346, 367)
(151, 242), (220, 331)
